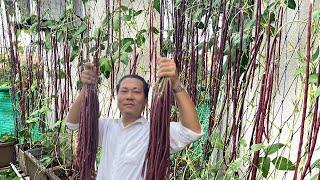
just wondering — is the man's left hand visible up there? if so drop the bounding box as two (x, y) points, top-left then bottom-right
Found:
(156, 56), (179, 86)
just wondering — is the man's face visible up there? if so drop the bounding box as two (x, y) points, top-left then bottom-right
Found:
(117, 78), (147, 119)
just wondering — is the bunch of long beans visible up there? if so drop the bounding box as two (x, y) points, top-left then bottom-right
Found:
(142, 78), (173, 180)
(73, 34), (101, 180)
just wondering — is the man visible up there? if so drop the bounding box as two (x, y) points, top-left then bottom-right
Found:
(66, 56), (202, 179)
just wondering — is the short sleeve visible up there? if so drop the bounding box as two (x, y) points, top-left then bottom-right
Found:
(169, 122), (203, 154)
(66, 121), (79, 131)
(98, 118), (108, 146)
(66, 118), (108, 147)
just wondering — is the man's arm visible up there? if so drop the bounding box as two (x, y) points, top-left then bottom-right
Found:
(157, 56), (202, 133)
(67, 88), (85, 124)
(172, 81), (201, 133)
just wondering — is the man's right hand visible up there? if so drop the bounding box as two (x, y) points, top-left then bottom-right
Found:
(81, 62), (98, 85)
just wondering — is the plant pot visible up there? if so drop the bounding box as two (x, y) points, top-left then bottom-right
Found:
(15, 144), (27, 174)
(0, 141), (17, 168)
(24, 147), (49, 180)
(15, 144), (44, 175)
(46, 165), (72, 180)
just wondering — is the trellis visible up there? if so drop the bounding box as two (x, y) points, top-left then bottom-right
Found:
(0, 0), (319, 179)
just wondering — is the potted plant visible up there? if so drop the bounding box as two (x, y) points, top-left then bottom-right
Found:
(15, 103), (51, 175)
(24, 120), (73, 180)
(0, 133), (17, 168)
(14, 137), (42, 176)
(14, 117), (43, 175)
(24, 147), (50, 180)
(0, 85), (18, 168)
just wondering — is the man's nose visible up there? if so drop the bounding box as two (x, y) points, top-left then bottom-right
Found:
(125, 91), (134, 99)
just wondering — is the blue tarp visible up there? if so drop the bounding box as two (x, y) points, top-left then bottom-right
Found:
(0, 87), (16, 136)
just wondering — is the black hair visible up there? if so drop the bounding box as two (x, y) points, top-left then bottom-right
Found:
(116, 74), (149, 98)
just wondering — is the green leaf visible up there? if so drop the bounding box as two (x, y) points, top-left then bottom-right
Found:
(151, 27), (159, 34)
(100, 43), (106, 50)
(312, 46), (319, 61)
(57, 30), (64, 42)
(31, 110), (40, 117)
(121, 38), (134, 52)
(40, 156), (52, 167)
(316, 88), (320, 98)
(70, 46), (80, 61)
(44, 35), (52, 50)
(30, 81), (37, 92)
(134, 10), (143, 16)
(39, 107), (51, 114)
(93, 28), (101, 38)
(74, 24), (87, 36)
(285, 0), (296, 10)
(136, 34), (146, 47)
(195, 21), (205, 29)
(311, 159), (320, 169)
(101, 17), (109, 28)
(140, 29), (148, 34)
(265, 143), (285, 155)
(112, 51), (120, 63)
(54, 120), (62, 128)
(26, 117), (39, 124)
(210, 164), (219, 173)
(311, 174), (319, 180)
(58, 70), (65, 79)
(153, 0), (160, 13)
(100, 57), (112, 79)
(0, 82), (9, 88)
(162, 39), (173, 55)
(6, 2), (15, 16)
(120, 5), (128, 11)
(17, 29), (22, 38)
(272, 156), (295, 170)
(120, 53), (130, 65)
(258, 157), (271, 178)
(30, 22), (38, 32)
(123, 15), (132, 21)
(269, 12), (276, 23)
(244, 19), (256, 31)
(240, 53), (249, 75)
(239, 139), (247, 148)
(0, 133), (16, 143)
(228, 158), (242, 172)
(113, 11), (120, 32)
(260, 9), (269, 25)
(192, 9), (202, 20)
(309, 73), (318, 84)
(66, 4), (73, 12)
(313, 10), (320, 20)
(294, 67), (304, 76)
(175, 0), (182, 7)
(211, 132), (224, 150)
(252, 143), (265, 152)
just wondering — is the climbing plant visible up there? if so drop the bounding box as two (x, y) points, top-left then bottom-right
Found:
(0, 0), (320, 179)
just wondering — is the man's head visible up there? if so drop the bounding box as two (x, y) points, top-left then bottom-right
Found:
(116, 74), (149, 98)
(116, 74), (149, 120)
